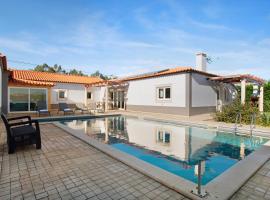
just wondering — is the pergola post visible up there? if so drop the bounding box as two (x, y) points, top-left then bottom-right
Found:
(259, 86), (264, 112)
(105, 86), (108, 112)
(104, 118), (109, 143)
(241, 79), (246, 104)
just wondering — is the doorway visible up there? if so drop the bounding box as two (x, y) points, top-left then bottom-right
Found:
(114, 90), (125, 110)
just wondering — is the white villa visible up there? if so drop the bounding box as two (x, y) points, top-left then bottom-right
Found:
(0, 52), (265, 116)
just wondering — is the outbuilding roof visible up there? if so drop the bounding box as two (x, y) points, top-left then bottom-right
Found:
(9, 69), (103, 86)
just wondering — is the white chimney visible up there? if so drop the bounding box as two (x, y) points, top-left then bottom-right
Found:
(196, 52), (207, 72)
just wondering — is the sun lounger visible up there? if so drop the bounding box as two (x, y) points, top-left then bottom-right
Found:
(58, 103), (75, 115)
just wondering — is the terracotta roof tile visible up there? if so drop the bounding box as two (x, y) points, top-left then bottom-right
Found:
(118, 67), (218, 82)
(9, 78), (55, 86)
(10, 70), (103, 85)
(87, 67), (219, 86)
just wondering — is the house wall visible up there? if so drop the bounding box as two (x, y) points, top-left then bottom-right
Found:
(86, 86), (106, 104)
(0, 66), (8, 114)
(51, 83), (86, 109)
(0, 65), (2, 112)
(190, 73), (217, 115)
(126, 74), (188, 115)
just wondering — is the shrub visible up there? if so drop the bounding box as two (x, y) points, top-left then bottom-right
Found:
(215, 98), (259, 124)
(264, 82), (270, 112)
(260, 113), (270, 126)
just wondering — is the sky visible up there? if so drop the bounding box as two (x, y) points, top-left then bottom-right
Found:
(0, 0), (270, 79)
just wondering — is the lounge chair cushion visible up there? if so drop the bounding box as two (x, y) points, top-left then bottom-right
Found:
(11, 125), (36, 137)
(39, 109), (49, 112)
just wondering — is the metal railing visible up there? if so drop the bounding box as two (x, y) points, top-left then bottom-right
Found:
(250, 113), (256, 136)
(234, 112), (256, 136)
(234, 112), (242, 133)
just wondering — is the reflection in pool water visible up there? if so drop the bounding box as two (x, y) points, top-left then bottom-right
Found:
(61, 116), (268, 185)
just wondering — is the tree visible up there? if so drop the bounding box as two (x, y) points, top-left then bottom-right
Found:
(33, 64), (116, 79)
(34, 63), (50, 72)
(68, 69), (85, 76)
(33, 63), (66, 74)
(90, 70), (117, 80)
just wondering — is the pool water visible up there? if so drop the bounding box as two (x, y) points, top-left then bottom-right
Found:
(60, 116), (268, 185)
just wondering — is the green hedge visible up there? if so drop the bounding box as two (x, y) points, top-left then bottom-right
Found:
(264, 82), (270, 112)
(215, 98), (259, 124)
(215, 81), (270, 126)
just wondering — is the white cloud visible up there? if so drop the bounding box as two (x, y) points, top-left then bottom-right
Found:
(1, 10), (270, 79)
(189, 19), (231, 31)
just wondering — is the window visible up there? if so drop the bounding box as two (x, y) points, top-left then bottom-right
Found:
(10, 88), (29, 111)
(158, 88), (164, 99)
(30, 89), (47, 111)
(157, 87), (171, 100)
(165, 88), (171, 99)
(58, 90), (67, 100)
(9, 87), (47, 112)
(156, 129), (171, 144)
(87, 92), (92, 99)
(109, 92), (113, 100)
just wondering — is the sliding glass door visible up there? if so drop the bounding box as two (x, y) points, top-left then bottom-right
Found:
(9, 87), (47, 112)
(30, 89), (47, 111)
(9, 88), (29, 111)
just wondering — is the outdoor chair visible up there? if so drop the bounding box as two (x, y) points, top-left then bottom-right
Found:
(1, 113), (41, 154)
(36, 101), (50, 117)
(75, 103), (91, 114)
(58, 103), (75, 115)
(87, 102), (104, 113)
(95, 102), (105, 113)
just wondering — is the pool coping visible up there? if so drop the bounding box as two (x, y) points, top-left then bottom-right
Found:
(52, 117), (270, 200)
(34, 113), (121, 122)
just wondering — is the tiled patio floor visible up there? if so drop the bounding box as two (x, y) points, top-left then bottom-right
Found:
(1, 122), (270, 200)
(0, 123), (187, 200)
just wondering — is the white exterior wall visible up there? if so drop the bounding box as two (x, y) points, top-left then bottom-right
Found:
(126, 118), (188, 160)
(66, 117), (217, 162)
(0, 67), (2, 110)
(126, 74), (186, 107)
(191, 73), (217, 107)
(86, 86), (106, 104)
(51, 83), (86, 104)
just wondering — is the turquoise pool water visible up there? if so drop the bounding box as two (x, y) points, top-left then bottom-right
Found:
(60, 116), (268, 185)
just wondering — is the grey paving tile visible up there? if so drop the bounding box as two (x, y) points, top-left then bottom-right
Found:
(2, 122), (266, 200)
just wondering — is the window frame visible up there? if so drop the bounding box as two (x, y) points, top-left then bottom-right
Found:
(58, 89), (67, 101)
(8, 87), (48, 113)
(87, 91), (92, 100)
(156, 86), (172, 101)
(156, 128), (171, 145)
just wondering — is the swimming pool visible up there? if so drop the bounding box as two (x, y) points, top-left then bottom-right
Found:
(59, 115), (268, 186)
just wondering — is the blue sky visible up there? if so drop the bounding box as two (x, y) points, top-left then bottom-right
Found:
(0, 0), (270, 78)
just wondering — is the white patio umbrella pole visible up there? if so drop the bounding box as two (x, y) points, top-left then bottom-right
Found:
(259, 86), (264, 112)
(241, 79), (246, 104)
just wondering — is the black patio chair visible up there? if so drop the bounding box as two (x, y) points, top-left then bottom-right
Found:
(36, 101), (50, 117)
(58, 103), (75, 115)
(1, 113), (41, 154)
